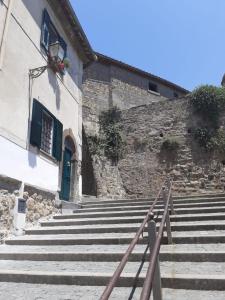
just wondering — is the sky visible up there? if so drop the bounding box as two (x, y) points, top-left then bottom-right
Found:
(71, 0), (225, 91)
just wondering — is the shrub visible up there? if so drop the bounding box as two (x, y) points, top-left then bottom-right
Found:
(190, 85), (225, 126)
(193, 127), (214, 151)
(190, 85), (225, 151)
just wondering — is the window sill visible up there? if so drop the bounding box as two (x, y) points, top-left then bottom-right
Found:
(148, 90), (160, 96)
(40, 149), (58, 164)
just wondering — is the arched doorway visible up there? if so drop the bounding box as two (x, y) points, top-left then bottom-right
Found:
(60, 135), (77, 201)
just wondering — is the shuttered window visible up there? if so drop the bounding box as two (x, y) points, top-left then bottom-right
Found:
(41, 9), (67, 58)
(30, 99), (63, 161)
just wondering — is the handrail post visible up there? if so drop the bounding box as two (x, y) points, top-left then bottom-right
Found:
(148, 220), (162, 300)
(162, 187), (172, 244)
(169, 194), (175, 215)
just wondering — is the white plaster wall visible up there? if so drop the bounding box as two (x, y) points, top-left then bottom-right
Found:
(0, 2), (7, 44)
(0, 135), (58, 190)
(0, 0), (83, 194)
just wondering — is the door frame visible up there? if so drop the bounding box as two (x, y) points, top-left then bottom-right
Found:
(59, 131), (78, 201)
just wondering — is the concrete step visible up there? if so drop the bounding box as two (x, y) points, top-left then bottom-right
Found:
(81, 196), (225, 209)
(26, 220), (225, 235)
(1, 260), (225, 277)
(0, 283), (225, 300)
(80, 193), (225, 206)
(6, 230), (225, 246)
(75, 201), (225, 214)
(42, 212), (225, 227)
(2, 243), (225, 256)
(0, 268), (225, 290)
(0, 250), (225, 262)
(54, 205), (225, 220)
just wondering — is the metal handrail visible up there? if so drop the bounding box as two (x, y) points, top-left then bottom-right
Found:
(140, 180), (173, 300)
(100, 179), (170, 300)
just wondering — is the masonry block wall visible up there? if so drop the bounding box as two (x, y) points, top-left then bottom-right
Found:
(83, 96), (225, 198)
(83, 60), (167, 126)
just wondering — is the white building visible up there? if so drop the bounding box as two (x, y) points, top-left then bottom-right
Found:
(0, 0), (95, 201)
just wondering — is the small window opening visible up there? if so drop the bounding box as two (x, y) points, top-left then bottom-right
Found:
(148, 82), (158, 93)
(174, 92), (178, 98)
(160, 132), (164, 137)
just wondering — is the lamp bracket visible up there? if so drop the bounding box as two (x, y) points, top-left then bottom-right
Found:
(29, 65), (48, 79)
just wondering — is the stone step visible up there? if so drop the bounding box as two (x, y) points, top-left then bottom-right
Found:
(2, 243), (225, 255)
(81, 197), (225, 209)
(0, 268), (225, 291)
(0, 260), (225, 277)
(0, 283), (225, 300)
(80, 193), (225, 205)
(42, 212), (225, 227)
(6, 230), (225, 246)
(26, 220), (225, 235)
(0, 250), (225, 262)
(54, 205), (225, 220)
(81, 197), (225, 208)
(75, 201), (225, 214)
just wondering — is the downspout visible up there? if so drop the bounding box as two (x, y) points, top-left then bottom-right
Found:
(0, 0), (14, 70)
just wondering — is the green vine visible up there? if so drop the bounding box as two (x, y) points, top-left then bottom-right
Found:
(99, 106), (125, 163)
(86, 135), (104, 156)
(87, 107), (125, 164)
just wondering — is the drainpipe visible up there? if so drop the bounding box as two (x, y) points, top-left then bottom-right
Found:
(0, 0), (14, 70)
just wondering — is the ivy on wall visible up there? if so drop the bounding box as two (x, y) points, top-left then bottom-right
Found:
(87, 106), (125, 165)
(190, 85), (225, 153)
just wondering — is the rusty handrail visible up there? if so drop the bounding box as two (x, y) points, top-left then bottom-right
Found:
(100, 181), (167, 300)
(140, 180), (173, 300)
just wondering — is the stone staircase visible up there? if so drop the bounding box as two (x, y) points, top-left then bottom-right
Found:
(1, 194), (225, 299)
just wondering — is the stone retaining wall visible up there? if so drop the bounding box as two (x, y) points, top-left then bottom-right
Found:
(0, 175), (59, 238)
(23, 185), (59, 225)
(82, 97), (225, 198)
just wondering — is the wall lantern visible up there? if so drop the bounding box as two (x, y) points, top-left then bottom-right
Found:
(49, 41), (65, 63)
(29, 41), (69, 79)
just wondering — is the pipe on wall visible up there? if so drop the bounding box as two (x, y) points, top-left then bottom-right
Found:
(0, 0), (14, 70)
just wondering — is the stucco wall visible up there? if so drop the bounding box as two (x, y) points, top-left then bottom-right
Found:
(0, 0), (83, 193)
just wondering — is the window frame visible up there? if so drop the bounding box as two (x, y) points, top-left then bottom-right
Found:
(41, 9), (67, 59)
(40, 110), (54, 156)
(30, 99), (63, 162)
(148, 82), (158, 93)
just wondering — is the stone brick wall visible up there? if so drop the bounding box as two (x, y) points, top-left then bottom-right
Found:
(23, 185), (59, 225)
(83, 61), (168, 122)
(83, 59), (187, 117)
(0, 175), (60, 238)
(118, 97), (225, 197)
(91, 156), (126, 198)
(82, 97), (225, 198)
(0, 176), (20, 238)
(0, 190), (16, 238)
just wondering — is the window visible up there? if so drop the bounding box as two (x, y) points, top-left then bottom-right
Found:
(41, 111), (53, 155)
(174, 92), (179, 98)
(30, 99), (63, 161)
(41, 9), (67, 58)
(148, 82), (158, 93)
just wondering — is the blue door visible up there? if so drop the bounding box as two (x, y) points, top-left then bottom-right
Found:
(60, 148), (72, 201)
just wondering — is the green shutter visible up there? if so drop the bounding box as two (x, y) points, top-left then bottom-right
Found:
(30, 99), (42, 148)
(41, 9), (50, 51)
(53, 118), (63, 161)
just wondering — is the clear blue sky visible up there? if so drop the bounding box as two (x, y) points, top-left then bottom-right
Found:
(71, 0), (225, 91)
